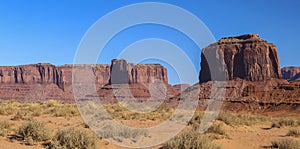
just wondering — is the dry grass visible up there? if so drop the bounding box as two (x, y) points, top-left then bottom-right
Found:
(207, 123), (226, 135)
(16, 119), (51, 145)
(161, 131), (222, 149)
(217, 111), (269, 126)
(0, 101), (80, 118)
(272, 118), (299, 128)
(287, 129), (300, 137)
(102, 103), (174, 121)
(50, 128), (98, 149)
(0, 120), (11, 137)
(271, 138), (300, 149)
(1, 101), (300, 149)
(97, 124), (149, 142)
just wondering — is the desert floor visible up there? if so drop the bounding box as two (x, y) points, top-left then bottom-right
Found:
(0, 101), (299, 149)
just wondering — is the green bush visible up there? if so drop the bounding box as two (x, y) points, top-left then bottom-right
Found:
(16, 119), (51, 144)
(50, 128), (98, 149)
(161, 131), (221, 149)
(271, 139), (300, 149)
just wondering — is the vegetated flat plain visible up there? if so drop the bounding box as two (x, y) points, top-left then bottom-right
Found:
(0, 100), (299, 149)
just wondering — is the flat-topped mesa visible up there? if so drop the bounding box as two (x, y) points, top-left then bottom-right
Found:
(109, 59), (168, 85)
(219, 34), (262, 43)
(200, 34), (282, 83)
(0, 63), (64, 89)
(0, 59), (170, 101)
(281, 66), (300, 82)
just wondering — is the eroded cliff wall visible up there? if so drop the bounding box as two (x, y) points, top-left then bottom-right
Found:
(0, 59), (169, 101)
(200, 34), (281, 83)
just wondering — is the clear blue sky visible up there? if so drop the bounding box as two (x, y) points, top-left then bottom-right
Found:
(0, 0), (300, 85)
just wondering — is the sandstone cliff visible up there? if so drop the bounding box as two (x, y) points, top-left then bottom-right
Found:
(200, 34), (281, 83)
(195, 34), (299, 114)
(0, 59), (171, 101)
(281, 66), (300, 82)
(110, 59), (168, 85)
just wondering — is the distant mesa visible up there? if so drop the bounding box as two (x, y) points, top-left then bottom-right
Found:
(281, 66), (300, 82)
(0, 59), (176, 101)
(172, 84), (190, 92)
(200, 34), (281, 83)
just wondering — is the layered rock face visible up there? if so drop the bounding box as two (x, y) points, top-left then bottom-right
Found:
(0, 59), (170, 101)
(0, 63), (64, 88)
(281, 67), (300, 82)
(109, 59), (168, 85)
(200, 34), (281, 83)
(97, 59), (176, 103)
(194, 34), (299, 114)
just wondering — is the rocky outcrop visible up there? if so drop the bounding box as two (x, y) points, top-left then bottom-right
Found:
(95, 59), (175, 103)
(0, 63), (64, 88)
(173, 84), (190, 92)
(0, 59), (170, 101)
(281, 67), (300, 82)
(109, 59), (168, 85)
(194, 34), (299, 115)
(200, 34), (282, 83)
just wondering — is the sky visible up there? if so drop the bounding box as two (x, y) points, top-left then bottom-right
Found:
(0, 0), (300, 85)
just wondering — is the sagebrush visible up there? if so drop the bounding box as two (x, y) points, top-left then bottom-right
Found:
(17, 119), (51, 145)
(50, 128), (98, 149)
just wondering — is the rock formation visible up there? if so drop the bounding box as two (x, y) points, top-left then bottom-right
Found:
(200, 34), (281, 83)
(109, 59), (168, 85)
(281, 66), (300, 82)
(193, 34), (300, 114)
(172, 84), (190, 92)
(0, 59), (172, 101)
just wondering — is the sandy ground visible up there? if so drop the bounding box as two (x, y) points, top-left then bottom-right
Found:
(214, 122), (300, 149)
(0, 114), (299, 149)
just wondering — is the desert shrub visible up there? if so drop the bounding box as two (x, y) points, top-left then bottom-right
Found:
(51, 104), (80, 117)
(0, 103), (15, 115)
(217, 112), (241, 126)
(278, 118), (299, 127)
(207, 123), (226, 135)
(161, 131), (221, 149)
(0, 120), (11, 137)
(47, 100), (58, 107)
(271, 118), (299, 128)
(28, 105), (42, 117)
(271, 139), (300, 149)
(16, 119), (51, 144)
(271, 122), (281, 128)
(0, 106), (8, 115)
(98, 124), (148, 142)
(50, 128), (98, 149)
(11, 111), (27, 121)
(103, 103), (173, 121)
(287, 129), (300, 137)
